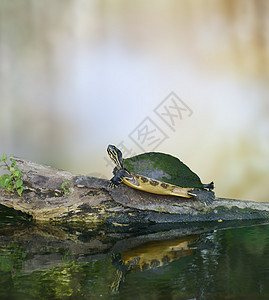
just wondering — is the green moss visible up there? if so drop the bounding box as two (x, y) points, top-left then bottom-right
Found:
(123, 152), (203, 188)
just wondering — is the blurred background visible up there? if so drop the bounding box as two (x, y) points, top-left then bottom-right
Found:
(0, 0), (268, 201)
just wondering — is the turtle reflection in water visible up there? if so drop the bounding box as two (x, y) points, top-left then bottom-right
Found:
(107, 145), (215, 206)
(110, 235), (198, 293)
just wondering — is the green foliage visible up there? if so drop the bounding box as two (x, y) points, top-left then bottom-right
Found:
(0, 153), (25, 196)
(61, 180), (72, 195)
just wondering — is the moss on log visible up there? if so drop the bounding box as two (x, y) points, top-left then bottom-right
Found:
(0, 157), (269, 223)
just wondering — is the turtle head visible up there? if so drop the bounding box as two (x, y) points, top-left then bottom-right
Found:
(107, 145), (123, 168)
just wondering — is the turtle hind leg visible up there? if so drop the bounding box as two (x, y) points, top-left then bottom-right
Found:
(189, 189), (215, 206)
(203, 181), (214, 191)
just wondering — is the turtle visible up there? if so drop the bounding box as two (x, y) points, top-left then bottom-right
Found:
(110, 235), (198, 293)
(107, 144), (215, 206)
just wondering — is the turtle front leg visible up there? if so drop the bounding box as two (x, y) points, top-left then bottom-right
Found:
(113, 167), (119, 175)
(109, 168), (129, 188)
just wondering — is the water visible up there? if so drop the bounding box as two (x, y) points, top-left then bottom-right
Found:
(0, 207), (269, 299)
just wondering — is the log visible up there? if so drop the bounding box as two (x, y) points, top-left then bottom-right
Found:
(1, 157), (269, 223)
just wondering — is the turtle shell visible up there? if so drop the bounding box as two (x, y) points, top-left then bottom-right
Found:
(123, 152), (204, 189)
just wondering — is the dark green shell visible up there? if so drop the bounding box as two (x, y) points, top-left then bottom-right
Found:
(123, 152), (204, 188)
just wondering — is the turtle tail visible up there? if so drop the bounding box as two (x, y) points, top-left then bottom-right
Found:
(203, 181), (214, 191)
(189, 189), (215, 206)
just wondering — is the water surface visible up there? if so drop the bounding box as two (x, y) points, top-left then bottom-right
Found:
(0, 208), (269, 299)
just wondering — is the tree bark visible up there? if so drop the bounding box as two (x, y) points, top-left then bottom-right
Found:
(1, 157), (269, 223)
